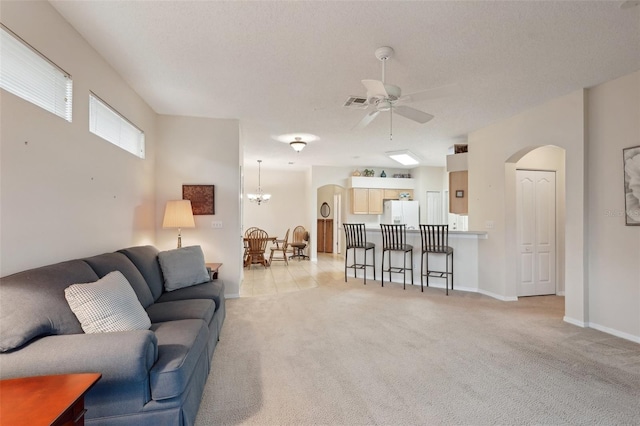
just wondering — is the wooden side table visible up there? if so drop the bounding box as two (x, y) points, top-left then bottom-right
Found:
(0, 373), (101, 426)
(206, 262), (222, 280)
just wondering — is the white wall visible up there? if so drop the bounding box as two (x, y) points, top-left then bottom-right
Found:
(0, 1), (157, 275)
(243, 166), (310, 239)
(468, 90), (586, 312)
(156, 116), (242, 297)
(586, 71), (640, 341)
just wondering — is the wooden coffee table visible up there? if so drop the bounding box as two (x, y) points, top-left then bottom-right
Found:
(0, 373), (101, 425)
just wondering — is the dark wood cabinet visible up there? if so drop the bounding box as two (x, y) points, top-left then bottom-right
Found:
(317, 219), (333, 253)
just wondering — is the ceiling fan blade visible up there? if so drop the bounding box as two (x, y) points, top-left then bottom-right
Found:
(361, 79), (388, 98)
(354, 110), (380, 129)
(400, 83), (461, 104)
(394, 105), (434, 124)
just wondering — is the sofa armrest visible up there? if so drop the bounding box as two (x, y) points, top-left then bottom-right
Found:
(0, 330), (157, 383)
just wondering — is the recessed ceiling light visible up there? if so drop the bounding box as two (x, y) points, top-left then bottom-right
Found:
(386, 150), (421, 166)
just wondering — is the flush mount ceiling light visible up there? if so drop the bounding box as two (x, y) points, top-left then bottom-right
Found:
(386, 150), (421, 166)
(274, 133), (319, 152)
(290, 137), (307, 152)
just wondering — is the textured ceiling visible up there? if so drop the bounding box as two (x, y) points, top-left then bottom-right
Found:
(50, 1), (640, 170)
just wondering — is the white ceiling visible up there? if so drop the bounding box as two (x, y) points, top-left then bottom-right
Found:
(50, 1), (640, 170)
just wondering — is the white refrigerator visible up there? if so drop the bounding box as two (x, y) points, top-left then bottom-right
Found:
(382, 200), (420, 230)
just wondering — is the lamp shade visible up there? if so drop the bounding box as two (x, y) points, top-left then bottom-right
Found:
(162, 200), (195, 228)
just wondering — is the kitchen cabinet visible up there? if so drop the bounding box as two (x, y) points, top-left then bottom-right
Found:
(449, 171), (468, 214)
(317, 219), (333, 253)
(383, 189), (414, 200)
(351, 188), (383, 214)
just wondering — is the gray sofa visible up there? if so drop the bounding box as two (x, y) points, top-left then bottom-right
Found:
(0, 245), (225, 426)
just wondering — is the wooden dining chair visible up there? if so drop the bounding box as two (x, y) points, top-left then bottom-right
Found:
(269, 228), (290, 265)
(246, 228), (270, 268)
(244, 227), (261, 264)
(289, 226), (309, 261)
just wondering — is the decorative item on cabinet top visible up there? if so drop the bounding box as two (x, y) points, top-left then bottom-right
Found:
(352, 169), (362, 176)
(363, 169), (375, 177)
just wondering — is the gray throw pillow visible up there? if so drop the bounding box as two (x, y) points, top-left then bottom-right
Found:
(157, 245), (210, 292)
(65, 271), (151, 333)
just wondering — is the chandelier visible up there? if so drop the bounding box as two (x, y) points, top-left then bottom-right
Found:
(247, 160), (271, 205)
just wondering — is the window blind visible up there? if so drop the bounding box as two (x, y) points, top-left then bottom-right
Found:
(89, 92), (145, 159)
(0, 25), (72, 122)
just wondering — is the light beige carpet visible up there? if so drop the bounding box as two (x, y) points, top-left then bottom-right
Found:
(196, 276), (640, 425)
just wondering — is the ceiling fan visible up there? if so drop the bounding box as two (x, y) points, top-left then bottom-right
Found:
(348, 46), (458, 133)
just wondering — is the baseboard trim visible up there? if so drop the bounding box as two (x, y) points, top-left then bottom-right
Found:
(587, 322), (640, 344)
(478, 289), (518, 302)
(563, 316), (586, 327)
(225, 293), (240, 299)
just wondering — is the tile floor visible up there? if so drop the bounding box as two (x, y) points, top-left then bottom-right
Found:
(240, 253), (346, 297)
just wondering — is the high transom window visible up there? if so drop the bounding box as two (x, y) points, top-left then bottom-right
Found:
(89, 92), (145, 159)
(0, 24), (73, 122)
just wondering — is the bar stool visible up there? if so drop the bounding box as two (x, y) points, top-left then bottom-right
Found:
(380, 224), (414, 289)
(343, 223), (375, 284)
(419, 224), (454, 295)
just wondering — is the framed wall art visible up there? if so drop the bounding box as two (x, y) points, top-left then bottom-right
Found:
(623, 145), (640, 225)
(182, 185), (215, 215)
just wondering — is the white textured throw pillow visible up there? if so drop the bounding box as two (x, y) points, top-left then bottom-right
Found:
(158, 245), (210, 292)
(65, 271), (151, 334)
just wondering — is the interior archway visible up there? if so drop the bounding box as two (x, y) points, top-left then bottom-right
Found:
(504, 145), (566, 305)
(316, 184), (346, 257)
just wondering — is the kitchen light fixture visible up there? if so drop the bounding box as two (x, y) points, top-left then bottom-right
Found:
(247, 160), (271, 205)
(162, 200), (195, 248)
(290, 137), (307, 152)
(386, 150), (421, 166)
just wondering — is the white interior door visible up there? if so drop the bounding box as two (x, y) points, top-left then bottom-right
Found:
(333, 193), (342, 254)
(426, 191), (443, 224)
(516, 170), (556, 296)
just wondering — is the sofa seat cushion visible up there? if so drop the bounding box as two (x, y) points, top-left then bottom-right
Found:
(149, 319), (209, 401)
(146, 299), (215, 327)
(0, 260), (99, 352)
(156, 280), (225, 314)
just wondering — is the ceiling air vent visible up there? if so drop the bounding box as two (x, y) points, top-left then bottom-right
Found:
(343, 96), (369, 109)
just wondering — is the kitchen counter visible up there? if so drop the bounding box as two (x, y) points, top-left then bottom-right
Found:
(347, 228), (487, 292)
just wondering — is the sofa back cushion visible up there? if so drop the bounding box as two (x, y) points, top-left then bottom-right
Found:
(0, 260), (98, 352)
(157, 246), (209, 292)
(83, 252), (154, 308)
(118, 246), (164, 301)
